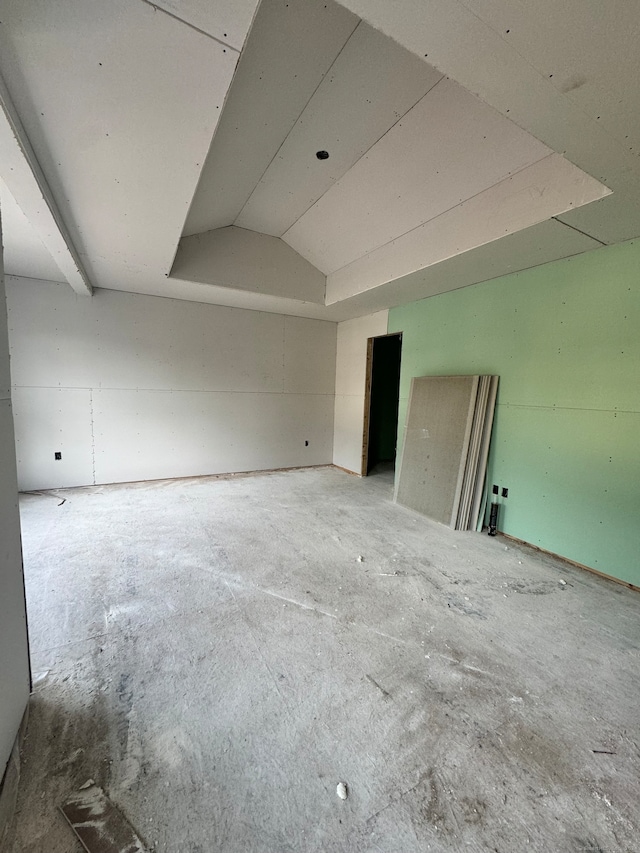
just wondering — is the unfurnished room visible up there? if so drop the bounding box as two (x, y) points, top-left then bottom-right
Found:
(0, 1), (639, 851)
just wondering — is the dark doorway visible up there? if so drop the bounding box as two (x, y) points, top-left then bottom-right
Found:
(362, 333), (402, 475)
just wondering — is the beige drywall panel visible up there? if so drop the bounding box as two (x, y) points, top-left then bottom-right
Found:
(184, 0), (358, 236)
(236, 22), (443, 237)
(284, 316), (337, 395)
(284, 77), (552, 274)
(332, 310), (387, 472)
(7, 277), (337, 489)
(395, 375), (477, 524)
(11, 388), (93, 491)
(326, 153), (609, 303)
(171, 227), (326, 304)
(92, 389), (333, 484)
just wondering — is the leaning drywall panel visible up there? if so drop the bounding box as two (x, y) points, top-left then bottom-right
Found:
(395, 375), (477, 524)
(11, 387), (93, 491)
(332, 310), (387, 472)
(92, 389), (334, 484)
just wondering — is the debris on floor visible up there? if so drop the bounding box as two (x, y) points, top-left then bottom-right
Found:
(60, 782), (148, 853)
(336, 782), (348, 800)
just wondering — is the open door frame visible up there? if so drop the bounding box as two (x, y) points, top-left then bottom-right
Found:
(361, 332), (402, 477)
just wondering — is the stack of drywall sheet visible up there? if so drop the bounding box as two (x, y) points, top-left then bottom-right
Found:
(394, 374), (498, 530)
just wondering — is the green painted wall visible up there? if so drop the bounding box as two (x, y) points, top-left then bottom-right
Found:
(388, 238), (640, 586)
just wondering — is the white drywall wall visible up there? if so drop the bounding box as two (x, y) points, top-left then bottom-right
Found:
(6, 278), (337, 490)
(333, 310), (388, 473)
(0, 228), (30, 785)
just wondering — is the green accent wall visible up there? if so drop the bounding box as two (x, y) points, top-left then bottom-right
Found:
(388, 238), (640, 586)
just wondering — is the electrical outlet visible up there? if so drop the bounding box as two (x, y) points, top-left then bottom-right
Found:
(54, 451), (62, 461)
(492, 484), (499, 495)
(502, 487), (509, 498)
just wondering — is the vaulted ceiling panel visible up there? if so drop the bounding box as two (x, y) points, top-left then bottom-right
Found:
(337, 0), (640, 248)
(282, 77), (553, 273)
(326, 153), (610, 303)
(463, 0), (640, 153)
(171, 226), (326, 303)
(331, 218), (603, 320)
(183, 0), (359, 237)
(235, 21), (443, 237)
(147, 0), (260, 51)
(0, 0), (239, 291)
(0, 0), (635, 320)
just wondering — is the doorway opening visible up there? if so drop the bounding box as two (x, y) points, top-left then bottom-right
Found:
(362, 332), (402, 476)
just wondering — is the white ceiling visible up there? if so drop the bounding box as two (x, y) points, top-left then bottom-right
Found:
(0, 0), (637, 321)
(234, 22), (443, 239)
(282, 77), (554, 274)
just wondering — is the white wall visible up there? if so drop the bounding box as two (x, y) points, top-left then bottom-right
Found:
(0, 238), (30, 783)
(333, 310), (388, 473)
(6, 277), (337, 490)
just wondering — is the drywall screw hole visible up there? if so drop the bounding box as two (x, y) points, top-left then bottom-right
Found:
(316, 150), (329, 160)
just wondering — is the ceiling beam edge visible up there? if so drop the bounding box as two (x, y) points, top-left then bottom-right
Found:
(0, 73), (92, 296)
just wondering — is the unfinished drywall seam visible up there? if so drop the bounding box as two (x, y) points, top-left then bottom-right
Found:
(138, 0), (241, 52)
(89, 388), (96, 486)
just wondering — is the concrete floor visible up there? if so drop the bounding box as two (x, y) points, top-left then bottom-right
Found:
(6, 466), (640, 852)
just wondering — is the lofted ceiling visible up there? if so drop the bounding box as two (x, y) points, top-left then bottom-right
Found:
(0, 0), (637, 321)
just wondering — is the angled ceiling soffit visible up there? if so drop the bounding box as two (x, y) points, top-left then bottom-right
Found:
(170, 226), (326, 305)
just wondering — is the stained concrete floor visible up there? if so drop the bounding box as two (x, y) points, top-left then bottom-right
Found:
(6, 465), (640, 852)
